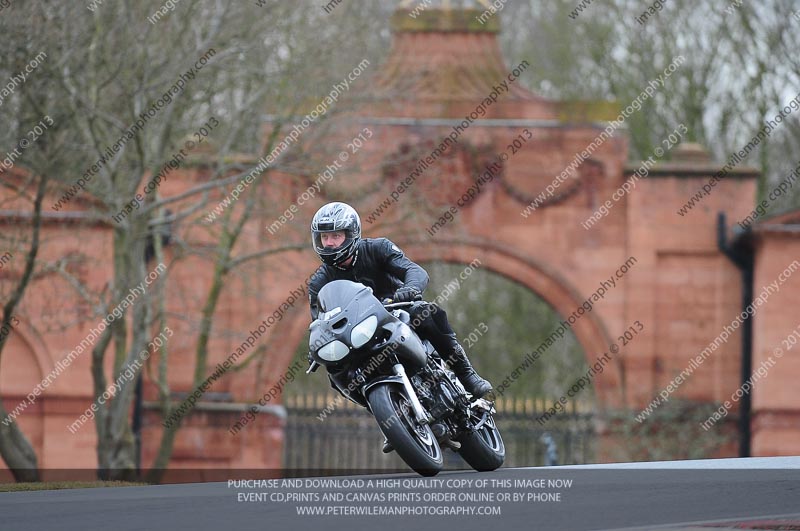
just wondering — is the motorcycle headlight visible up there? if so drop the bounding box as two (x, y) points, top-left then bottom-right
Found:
(350, 316), (378, 348)
(317, 340), (350, 362)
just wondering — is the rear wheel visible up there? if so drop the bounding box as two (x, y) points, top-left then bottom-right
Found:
(367, 384), (443, 476)
(455, 410), (505, 471)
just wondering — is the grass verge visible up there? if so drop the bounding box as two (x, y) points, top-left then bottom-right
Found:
(0, 481), (147, 493)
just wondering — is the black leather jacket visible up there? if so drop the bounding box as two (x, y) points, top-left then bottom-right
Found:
(308, 238), (428, 319)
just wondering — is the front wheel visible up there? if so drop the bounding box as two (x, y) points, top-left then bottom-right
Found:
(367, 384), (443, 477)
(455, 410), (505, 472)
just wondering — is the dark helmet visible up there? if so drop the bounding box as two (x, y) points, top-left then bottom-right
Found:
(311, 202), (361, 268)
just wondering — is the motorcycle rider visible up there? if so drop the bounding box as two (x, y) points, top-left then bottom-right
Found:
(308, 201), (493, 411)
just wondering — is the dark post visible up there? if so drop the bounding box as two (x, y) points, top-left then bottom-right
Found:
(717, 212), (753, 457)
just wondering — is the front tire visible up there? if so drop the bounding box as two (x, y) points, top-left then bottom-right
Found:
(367, 384), (443, 477)
(455, 411), (505, 471)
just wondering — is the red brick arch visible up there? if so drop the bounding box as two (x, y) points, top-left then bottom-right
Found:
(277, 238), (624, 409)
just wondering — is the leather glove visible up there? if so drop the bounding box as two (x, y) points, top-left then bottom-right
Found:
(393, 286), (421, 303)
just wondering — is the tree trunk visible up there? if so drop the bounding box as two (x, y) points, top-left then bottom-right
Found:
(0, 408), (39, 482)
(95, 222), (148, 481)
(0, 176), (48, 481)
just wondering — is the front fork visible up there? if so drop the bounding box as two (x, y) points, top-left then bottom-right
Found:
(392, 363), (432, 425)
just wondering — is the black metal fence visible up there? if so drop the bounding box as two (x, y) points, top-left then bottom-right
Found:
(283, 393), (596, 476)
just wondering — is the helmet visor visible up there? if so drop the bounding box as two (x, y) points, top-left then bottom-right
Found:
(312, 230), (356, 258)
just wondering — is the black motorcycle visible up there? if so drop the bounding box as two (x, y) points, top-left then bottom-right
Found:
(307, 280), (504, 476)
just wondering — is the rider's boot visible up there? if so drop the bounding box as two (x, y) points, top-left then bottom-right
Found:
(443, 340), (493, 398)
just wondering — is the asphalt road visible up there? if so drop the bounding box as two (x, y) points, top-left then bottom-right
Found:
(1, 458), (799, 531)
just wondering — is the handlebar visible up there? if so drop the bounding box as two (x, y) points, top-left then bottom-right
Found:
(382, 297), (422, 309)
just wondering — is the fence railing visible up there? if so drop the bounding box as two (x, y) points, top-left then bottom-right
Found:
(283, 393), (596, 476)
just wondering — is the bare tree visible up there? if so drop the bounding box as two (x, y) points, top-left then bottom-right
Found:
(0, 0), (386, 481)
(500, 0), (800, 207)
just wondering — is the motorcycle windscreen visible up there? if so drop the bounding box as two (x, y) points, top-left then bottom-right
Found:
(317, 280), (375, 315)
